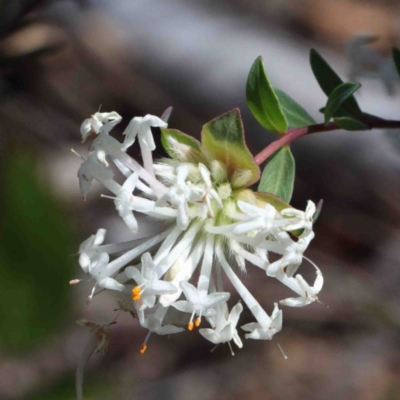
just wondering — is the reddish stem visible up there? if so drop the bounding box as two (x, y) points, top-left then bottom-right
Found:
(254, 118), (400, 166)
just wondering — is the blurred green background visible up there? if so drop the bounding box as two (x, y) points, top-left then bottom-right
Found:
(1, 1), (400, 399)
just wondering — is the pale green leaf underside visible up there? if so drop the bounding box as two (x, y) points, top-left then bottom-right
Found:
(258, 145), (295, 203)
(274, 88), (316, 128)
(246, 56), (288, 134)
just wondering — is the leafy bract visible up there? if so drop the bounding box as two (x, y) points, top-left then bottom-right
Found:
(246, 56), (288, 134)
(310, 49), (362, 119)
(258, 145), (295, 203)
(274, 88), (316, 128)
(201, 109), (260, 187)
(161, 128), (206, 162)
(255, 191), (291, 212)
(324, 82), (361, 125)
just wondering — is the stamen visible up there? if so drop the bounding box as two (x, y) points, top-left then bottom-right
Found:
(210, 344), (219, 353)
(139, 343), (147, 355)
(101, 194), (117, 200)
(228, 341), (235, 356)
(71, 148), (85, 160)
(315, 297), (329, 308)
(188, 311), (196, 331)
(195, 316), (201, 327)
(69, 279), (80, 285)
(278, 343), (288, 360)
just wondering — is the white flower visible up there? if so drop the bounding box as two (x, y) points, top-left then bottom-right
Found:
(197, 163), (223, 216)
(233, 201), (283, 236)
(73, 109), (325, 355)
(266, 230), (315, 278)
(80, 111), (122, 142)
(121, 114), (167, 151)
(125, 253), (177, 309)
(77, 152), (115, 199)
(281, 200), (316, 235)
(156, 164), (201, 230)
(113, 172), (155, 233)
(242, 302), (282, 340)
(172, 281), (230, 330)
(87, 252), (125, 300)
(138, 305), (184, 354)
(199, 302), (243, 353)
(78, 228), (106, 272)
(280, 263), (324, 307)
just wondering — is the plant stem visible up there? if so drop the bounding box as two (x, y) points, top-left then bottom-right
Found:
(254, 118), (400, 166)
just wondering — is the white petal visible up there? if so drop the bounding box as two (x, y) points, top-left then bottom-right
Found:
(279, 296), (309, 307)
(125, 266), (142, 282)
(180, 281), (200, 304)
(157, 325), (184, 335)
(171, 300), (194, 313)
(99, 277), (125, 291)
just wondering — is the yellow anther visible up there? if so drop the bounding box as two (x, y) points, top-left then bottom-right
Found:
(195, 317), (201, 327)
(139, 343), (147, 355)
(132, 286), (141, 301)
(188, 321), (194, 331)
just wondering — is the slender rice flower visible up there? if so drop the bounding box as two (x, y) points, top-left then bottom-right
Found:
(199, 302), (243, 355)
(71, 107), (324, 354)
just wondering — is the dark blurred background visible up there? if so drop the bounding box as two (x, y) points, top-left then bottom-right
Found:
(1, 1), (400, 399)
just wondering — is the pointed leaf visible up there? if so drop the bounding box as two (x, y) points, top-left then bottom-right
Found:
(334, 116), (368, 131)
(258, 145), (295, 203)
(246, 56), (288, 133)
(274, 88), (316, 128)
(310, 49), (362, 118)
(392, 47), (400, 78)
(324, 82), (361, 124)
(201, 109), (260, 186)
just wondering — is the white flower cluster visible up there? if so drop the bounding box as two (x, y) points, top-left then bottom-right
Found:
(71, 110), (323, 356)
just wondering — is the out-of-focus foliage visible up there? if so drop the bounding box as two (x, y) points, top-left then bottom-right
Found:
(0, 150), (74, 352)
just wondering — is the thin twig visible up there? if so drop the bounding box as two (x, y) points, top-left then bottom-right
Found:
(254, 118), (400, 166)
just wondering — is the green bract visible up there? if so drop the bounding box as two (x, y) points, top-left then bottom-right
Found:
(161, 109), (260, 189)
(161, 128), (206, 163)
(246, 56), (288, 134)
(201, 109), (260, 187)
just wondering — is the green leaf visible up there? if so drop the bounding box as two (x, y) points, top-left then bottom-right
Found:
(201, 109), (260, 187)
(246, 56), (288, 133)
(160, 128), (206, 162)
(274, 88), (316, 128)
(392, 47), (400, 78)
(310, 49), (362, 118)
(324, 82), (361, 124)
(334, 116), (368, 131)
(258, 145), (295, 203)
